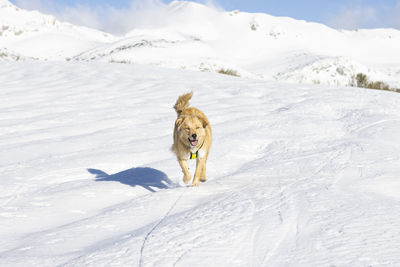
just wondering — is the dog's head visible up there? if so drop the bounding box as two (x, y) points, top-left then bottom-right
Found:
(176, 115), (207, 148)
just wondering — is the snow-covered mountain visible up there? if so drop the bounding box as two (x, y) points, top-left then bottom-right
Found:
(72, 1), (400, 87)
(1, 0), (400, 86)
(0, 0), (115, 60)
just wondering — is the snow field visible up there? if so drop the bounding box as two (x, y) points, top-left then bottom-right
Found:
(1, 61), (400, 266)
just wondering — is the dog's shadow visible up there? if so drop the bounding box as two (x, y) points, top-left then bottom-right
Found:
(88, 167), (177, 192)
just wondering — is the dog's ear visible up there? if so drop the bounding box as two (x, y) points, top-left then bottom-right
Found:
(198, 116), (209, 128)
(175, 117), (185, 129)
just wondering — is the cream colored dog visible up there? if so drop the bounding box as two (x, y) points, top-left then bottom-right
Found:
(172, 92), (212, 186)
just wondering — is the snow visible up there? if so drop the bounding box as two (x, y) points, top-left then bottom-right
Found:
(1, 60), (400, 266)
(2, 1), (400, 266)
(2, 0), (400, 87)
(0, 0), (115, 60)
(69, 1), (400, 88)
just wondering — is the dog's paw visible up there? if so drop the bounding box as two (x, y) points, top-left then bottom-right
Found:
(200, 177), (207, 182)
(183, 175), (191, 184)
(191, 180), (200, 187)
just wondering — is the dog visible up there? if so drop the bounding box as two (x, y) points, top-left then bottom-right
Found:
(172, 92), (212, 186)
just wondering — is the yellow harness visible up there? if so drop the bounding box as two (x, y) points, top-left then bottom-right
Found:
(190, 152), (198, 160)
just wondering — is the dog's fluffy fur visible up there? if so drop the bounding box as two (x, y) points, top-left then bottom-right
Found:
(172, 92), (212, 186)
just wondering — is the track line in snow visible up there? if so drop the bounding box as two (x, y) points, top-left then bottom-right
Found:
(350, 118), (400, 136)
(166, 170), (261, 265)
(139, 188), (186, 267)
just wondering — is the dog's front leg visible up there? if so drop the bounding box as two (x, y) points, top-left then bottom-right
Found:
(200, 162), (206, 182)
(193, 158), (206, 186)
(178, 159), (192, 184)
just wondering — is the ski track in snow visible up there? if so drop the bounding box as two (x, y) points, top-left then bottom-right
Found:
(1, 61), (400, 266)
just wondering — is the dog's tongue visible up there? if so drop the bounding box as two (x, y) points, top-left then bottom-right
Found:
(190, 140), (198, 146)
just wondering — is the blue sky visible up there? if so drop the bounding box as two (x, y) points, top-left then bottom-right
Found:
(10, 0), (400, 33)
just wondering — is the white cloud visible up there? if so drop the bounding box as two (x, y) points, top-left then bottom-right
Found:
(327, 6), (378, 30)
(326, 1), (400, 30)
(13, 0), (51, 11)
(57, 4), (104, 30)
(199, 0), (224, 11)
(12, 0), (224, 34)
(12, 0), (171, 34)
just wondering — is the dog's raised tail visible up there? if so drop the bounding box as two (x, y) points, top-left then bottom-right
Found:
(173, 91), (193, 115)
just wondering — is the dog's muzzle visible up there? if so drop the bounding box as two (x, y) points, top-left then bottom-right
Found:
(189, 134), (198, 146)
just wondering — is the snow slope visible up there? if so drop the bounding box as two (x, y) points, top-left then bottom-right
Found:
(0, 0), (115, 60)
(1, 60), (400, 266)
(2, 0), (400, 87)
(72, 1), (400, 88)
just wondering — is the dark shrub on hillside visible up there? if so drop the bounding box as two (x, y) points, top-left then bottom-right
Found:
(218, 68), (239, 77)
(353, 73), (391, 91)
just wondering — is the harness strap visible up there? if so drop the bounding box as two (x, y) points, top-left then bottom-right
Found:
(190, 151), (197, 160)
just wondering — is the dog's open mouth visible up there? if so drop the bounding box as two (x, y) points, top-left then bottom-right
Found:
(189, 139), (198, 146)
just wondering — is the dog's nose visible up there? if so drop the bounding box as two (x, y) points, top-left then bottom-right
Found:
(192, 133), (197, 139)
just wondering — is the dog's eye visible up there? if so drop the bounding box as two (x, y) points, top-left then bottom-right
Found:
(196, 127), (200, 129)
(185, 128), (190, 131)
